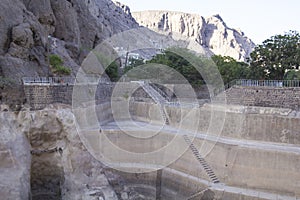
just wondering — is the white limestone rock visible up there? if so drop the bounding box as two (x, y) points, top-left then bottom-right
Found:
(13, 107), (119, 200)
(0, 112), (31, 200)
(132, 11), (255, 61)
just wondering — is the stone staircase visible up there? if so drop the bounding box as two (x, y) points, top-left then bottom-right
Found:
(149, 83), (171, 102)
(139, 81), (220, 184)
(159, 105), (169, 125)
(139, 82), (168, 104)
(138, 82), (169, 125)
(186, 188), (209, 200)
(183, 135), (220, 184)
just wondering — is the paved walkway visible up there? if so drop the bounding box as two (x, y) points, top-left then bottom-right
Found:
(167, 168), (298, 200)
(101, 120), (300, 155)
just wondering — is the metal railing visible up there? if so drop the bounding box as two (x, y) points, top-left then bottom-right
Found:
(164, 101), (203, 108)
(22, 77), (75, 85)
(231, 79), (300, 88)
(212, 79), (300, 97)
(22, 76), (112, 85)
(149, 83), (172, 102)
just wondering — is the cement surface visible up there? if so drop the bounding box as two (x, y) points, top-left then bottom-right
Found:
(101, 120), (300, 155)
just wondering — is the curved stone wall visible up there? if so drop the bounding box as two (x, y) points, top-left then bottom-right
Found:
(101, 101), (300, 199)
(131, 102), (300, 144)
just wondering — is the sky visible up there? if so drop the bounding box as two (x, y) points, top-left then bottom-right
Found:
(119, 0), (300, 44)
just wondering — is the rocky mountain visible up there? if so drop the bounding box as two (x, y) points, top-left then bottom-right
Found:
(0, 0), (206, 83)
(0, 0), (140, 82)
(0, 0), (207, 108)
(0, 0), (255, 82)
(132, 11), (255, 61)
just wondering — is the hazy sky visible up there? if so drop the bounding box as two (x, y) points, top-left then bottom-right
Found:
(119, 0), (300, 44)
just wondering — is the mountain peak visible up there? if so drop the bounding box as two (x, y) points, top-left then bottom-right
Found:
(131, 10), (255, 61)
(212, 14), (223, 21)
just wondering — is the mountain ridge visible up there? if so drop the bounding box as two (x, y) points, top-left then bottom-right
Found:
(131, 10), (255, 61)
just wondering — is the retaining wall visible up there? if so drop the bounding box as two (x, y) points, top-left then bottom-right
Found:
(222, 86), (300, 110)
(23, 83), (114, 110)
(131, 102), (300, 144)
(102, 102), (300, 198)
(20, 83), (300, 110)
(101, 124), (300, 198)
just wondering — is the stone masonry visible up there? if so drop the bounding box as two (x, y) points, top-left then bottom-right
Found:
(23, 83), (114, 110)
(223, 86), (300, 110)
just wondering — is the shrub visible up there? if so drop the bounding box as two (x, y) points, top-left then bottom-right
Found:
(49, 54), (71, 75)
(105, 61), (119, 81)
(0, 76), (15, 88)
(49, 54), (63, 67)
(54, 65), (71, 75)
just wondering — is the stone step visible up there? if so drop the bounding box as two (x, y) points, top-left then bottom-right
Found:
(183, 134), (220, 184)
(208, 173), (216, 177)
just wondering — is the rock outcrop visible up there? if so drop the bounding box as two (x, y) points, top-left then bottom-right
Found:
(0, 107), (119, 199)
(0, 0), (140, 82)
(0, 0), (204, 106)
(132, 11), (255, 61)
(0, 0), (252, 83)
(1, 105), (184, 199)
(0, 112), (31, 200)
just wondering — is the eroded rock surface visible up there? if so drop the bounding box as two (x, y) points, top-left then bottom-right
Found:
(0, 107), (119, 199)
(0, 112), (31, 200)
(0, 0), (140, 81)
(132, 11), (255, 61)
(17, 107), (119, 199)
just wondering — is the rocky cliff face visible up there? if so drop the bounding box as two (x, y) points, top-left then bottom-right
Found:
(0, 107), (101, 199)
(1, 0), (252, 82)
(0, 0), (204, 110)
(0, 111), (31, 200)
(0, 106), (151, 199)
(132, 11), (255, 61)
(0, 0), (139, 82)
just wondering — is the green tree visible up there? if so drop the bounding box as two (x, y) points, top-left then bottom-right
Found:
(93, 51), (120, 82)
(123, 57), (144, 74)
(284, 69), (300, 80)
(212, 55), (254, 84)
(249, 30), (300, 80)
(147, 48), (217, 86)
(105, 61), (119, 81)
(123, 47), (225, 88)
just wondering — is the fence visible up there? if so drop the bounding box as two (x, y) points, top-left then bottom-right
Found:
(231, 79), (300, 88)
(212, 79), (300, 97)
(149, 83), (172, 102)
(22, 76), (111, 85)
(22, 77), (74, 85)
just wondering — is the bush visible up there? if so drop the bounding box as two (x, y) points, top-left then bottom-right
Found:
(49, 54), (71, 75)
(49, 54), (63, 67)
(105, 61), (119, 81)
(54, 65), (71, 75)
(0, 76), (15, 88)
